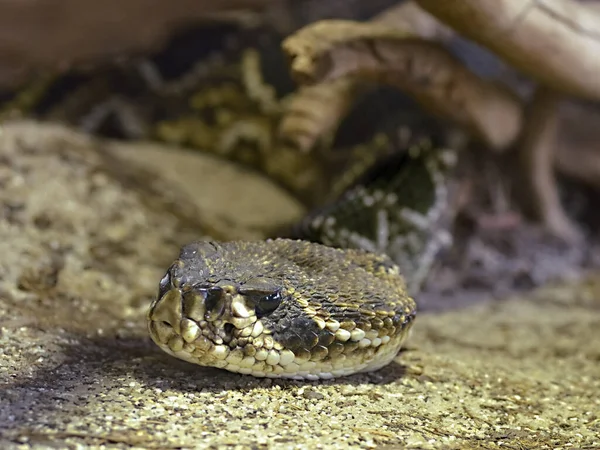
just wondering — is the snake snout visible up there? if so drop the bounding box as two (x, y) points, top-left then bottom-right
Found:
(147, 287), (184, 350)
(147, 279), (263, 354)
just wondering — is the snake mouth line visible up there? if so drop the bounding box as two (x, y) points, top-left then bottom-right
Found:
(147, 283), (415, 380)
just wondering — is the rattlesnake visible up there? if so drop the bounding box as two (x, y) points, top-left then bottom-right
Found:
(1, 20), (459, 379)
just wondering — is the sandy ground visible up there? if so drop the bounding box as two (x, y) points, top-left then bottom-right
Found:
(0, 121), (598, 449)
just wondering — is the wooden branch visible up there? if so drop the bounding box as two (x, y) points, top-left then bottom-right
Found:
(282, 19), (523, 150)
(415, 0), (600, 100)
(518, 87), (580, 240)
(278, 1), (454, 153)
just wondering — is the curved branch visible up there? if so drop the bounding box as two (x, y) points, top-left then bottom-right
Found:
(415, 0), (600, 100)
(373, 0), (454, 41)
(518, 87), (580, 240)
(555, 102), (600, 190)
(278, 78), (363, 152)
(277, 1), (454, 153)
(282, 20), (523, 150)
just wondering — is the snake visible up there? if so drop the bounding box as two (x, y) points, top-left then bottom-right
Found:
(1, 19), (460, 379)
(148, 239), (416, 380)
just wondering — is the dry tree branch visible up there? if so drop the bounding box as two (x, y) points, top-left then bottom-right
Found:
(555, 102), (600, 190)
(0, 0), (277, 88)
(414, 0), (600, 240)
(518, 87), (581, 241)
(277, 1), (455, 153)
(414, 0), (600, 100)
(280, 13), (599, 240)
(281, 2), (600, 239)
(282, 19), (523, 150)
(277, 78), (363, 152)
(373, 0), (454, 41)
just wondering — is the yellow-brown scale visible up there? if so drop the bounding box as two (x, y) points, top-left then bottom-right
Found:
(147, 239), (416, 380)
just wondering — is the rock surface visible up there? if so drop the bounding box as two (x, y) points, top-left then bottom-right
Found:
(0, 121), (598, 449)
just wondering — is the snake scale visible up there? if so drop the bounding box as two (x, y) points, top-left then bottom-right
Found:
(1, 20), (460, 379)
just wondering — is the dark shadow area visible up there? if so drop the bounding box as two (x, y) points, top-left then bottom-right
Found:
(0, 330), (412, 441)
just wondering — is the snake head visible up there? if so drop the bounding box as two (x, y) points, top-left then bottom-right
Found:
(147, 239), (416, 380)
(147, 243), (290, 374)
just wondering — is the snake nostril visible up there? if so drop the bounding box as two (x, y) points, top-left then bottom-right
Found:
(149, 288), (183, 334)
(224, 323), (235, 335)
(204, 287), (225, 318)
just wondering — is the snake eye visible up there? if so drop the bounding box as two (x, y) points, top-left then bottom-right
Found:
(240, 290), (282, 318)
(239, 278), (283, 318)
(255, 291), (282, 317)
(157, 272), (171, 299)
